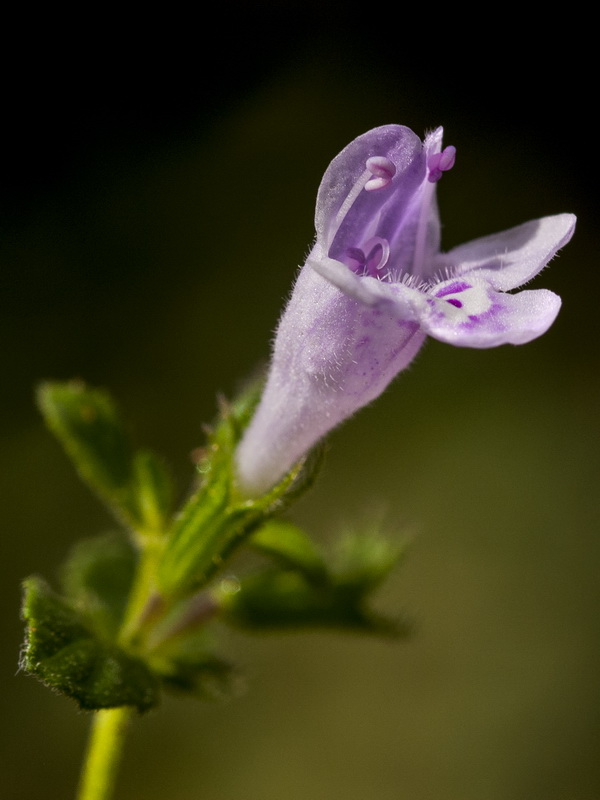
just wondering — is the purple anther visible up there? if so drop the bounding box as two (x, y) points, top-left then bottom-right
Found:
(439, 145), (456, 171)
(344, 236), (390, 278)
(365, 155), (396, 191)
(346, 246), (367, 273)
(427, 145), (457, 183)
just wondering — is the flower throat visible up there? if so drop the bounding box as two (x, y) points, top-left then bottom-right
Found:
(337, 145), (456, 283)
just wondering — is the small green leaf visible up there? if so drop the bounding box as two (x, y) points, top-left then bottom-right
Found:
(132, 450), (173, 533)
(333, 532), (407, 593)
(38, 382), (137, 524)
(221, 569), (406, 636)
(250, 520), (326, 582)
(37, 381), (173, 535)
(61, 532), (138, 639)
(21, 577), (159, 711)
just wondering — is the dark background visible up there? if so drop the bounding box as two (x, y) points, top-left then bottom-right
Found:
(2, 10), (598, 799)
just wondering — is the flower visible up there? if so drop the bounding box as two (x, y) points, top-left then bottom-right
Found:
(235, 125), (576, 496)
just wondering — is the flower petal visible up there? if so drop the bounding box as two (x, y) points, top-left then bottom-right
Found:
(235, 266), (426, 495)
(308, 246), (423, 322)
(314, 125), (425, 258)
(307, 248), (380, 307)
(435, 214), (576, 291)
(420, 282), (562, 348)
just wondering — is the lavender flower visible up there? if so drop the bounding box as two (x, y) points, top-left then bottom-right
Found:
(236, 125), (575, 496)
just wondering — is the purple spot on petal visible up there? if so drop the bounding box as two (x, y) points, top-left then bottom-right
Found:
(435, 281), (471, 298)
(446, 298), (462, 308)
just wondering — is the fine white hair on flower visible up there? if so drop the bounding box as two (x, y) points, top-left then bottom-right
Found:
(236, 124), (576, 496)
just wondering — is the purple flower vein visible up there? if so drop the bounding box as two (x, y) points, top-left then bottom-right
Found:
(236, 125), (576, 494)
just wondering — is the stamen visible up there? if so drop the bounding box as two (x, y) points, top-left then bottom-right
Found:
(365, 156), (396, 191)
(427, 145), (456, 183)
(344, 236), (390, 278)
(363, 236), (390, 276)
(346, 247), (367, 273)
(412, 144), (456, 276)
(328, 156), (396, 247)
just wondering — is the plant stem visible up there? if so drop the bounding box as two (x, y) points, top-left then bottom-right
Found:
(76, 537), (165, 800)
(77, 707), (133, 800)
(118, 536), (164, 648)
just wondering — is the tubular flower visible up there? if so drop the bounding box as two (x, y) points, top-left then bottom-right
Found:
(236, 125), (576, 495)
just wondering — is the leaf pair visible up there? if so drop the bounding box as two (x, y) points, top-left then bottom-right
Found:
(223, 521), (409, 636)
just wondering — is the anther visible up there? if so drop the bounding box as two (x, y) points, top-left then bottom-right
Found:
(345, 236), (390, 277)
(365, 156), (396, 191)
(427, 145), (456, 183)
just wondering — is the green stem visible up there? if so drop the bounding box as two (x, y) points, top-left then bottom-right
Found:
(77, 707), (133, 800)
(76, 537), (166, 800)
(118, 536), (164, 647)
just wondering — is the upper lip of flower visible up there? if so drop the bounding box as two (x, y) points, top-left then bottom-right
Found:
(308, 124), (575, 348)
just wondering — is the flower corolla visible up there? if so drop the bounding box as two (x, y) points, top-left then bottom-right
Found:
(236, 125), (575, 495)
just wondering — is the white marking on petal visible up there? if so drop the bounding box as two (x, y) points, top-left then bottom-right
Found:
(429, 279), (494, 323)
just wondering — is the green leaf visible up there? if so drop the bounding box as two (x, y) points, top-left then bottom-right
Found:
(132, 450), (173, 533)
(38, 382), (136, 520)
(250, 519), (326, 582)
(221, 569), (406, 636)
(37, 381), (173, 535)
(61, 532), (138, 640)
(21, 577), (159, 711)
(333, 532), (407, 593)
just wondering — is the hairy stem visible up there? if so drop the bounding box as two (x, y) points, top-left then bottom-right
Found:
(77, 707), (133, 800)
(118, 536), (164, 648)
(76, 536), (165, 799)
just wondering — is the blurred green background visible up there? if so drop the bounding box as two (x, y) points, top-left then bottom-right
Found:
(2, 11), (598, 800)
